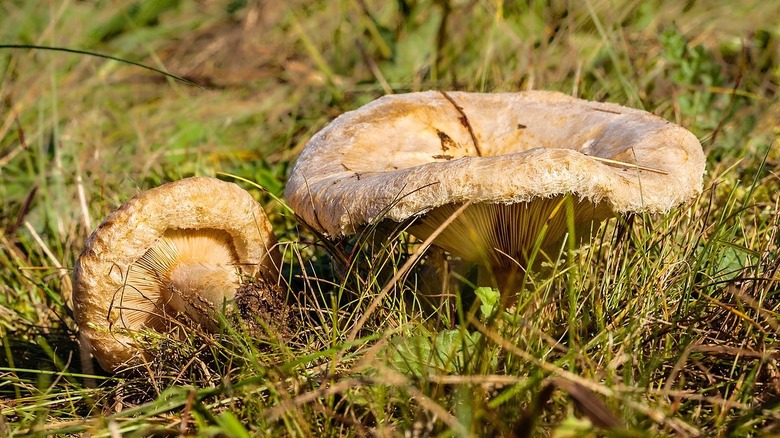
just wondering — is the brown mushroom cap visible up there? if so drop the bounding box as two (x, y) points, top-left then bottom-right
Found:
(285, 91), (705, 286)
(73, 177), (280, 371)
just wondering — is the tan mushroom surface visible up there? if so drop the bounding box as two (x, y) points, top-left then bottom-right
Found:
(73, 177), (281, 371)
(285, 90), (705, 291)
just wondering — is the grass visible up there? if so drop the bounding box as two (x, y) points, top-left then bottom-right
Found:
(1, 0), (778, 436)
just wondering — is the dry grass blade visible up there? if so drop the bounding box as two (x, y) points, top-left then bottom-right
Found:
(263, 377), (377, 422)
(588, 156), (669, 175)
(0, 114), (27, 168)
(549, 378), (622, 429)
(343, 201), (473, 345)
(469, 317), (702, 436)
(23, 220), (72, 300)
(264, 369), (470, 436)
(425, 374), (526, 387)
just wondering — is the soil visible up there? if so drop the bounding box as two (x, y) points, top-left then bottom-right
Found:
(234, 277), (296, 341)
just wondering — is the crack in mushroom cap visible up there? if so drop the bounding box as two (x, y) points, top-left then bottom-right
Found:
(73, 177), (281, 371)
(285, 90), (706, 240)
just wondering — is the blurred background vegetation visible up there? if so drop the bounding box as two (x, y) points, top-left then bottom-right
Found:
(1, 0), (778, 436)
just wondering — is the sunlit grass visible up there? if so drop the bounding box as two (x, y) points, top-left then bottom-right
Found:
(1, 0), (778, 436)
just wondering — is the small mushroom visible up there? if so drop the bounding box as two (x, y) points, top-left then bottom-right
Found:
(285, 91), (705, 293)
(73, 177), (281, 371)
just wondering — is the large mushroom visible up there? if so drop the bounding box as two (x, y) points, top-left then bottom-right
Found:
(73, 177), (281, 371)
(285, 90), (705, 293)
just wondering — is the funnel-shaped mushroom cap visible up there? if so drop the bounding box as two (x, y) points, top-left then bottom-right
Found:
(73, 177), (281, 371)
(285, 91), (705, 276)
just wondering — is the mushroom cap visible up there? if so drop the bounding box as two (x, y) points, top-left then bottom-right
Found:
(285, 90), (705, 238)
(73, 177), (280, 371)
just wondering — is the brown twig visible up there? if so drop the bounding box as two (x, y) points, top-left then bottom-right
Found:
(355, 39), (392, 95)
(180, 389), (196, 436)
(438, 90), (482, 156)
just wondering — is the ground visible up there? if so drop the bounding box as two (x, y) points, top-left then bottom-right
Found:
(0, 1), (778, 436)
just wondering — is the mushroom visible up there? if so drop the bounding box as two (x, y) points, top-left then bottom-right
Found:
(73, 177), (281, 371)
(285, 90), (705, 293)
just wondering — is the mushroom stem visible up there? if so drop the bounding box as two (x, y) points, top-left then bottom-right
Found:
(166, 260), (239, 328)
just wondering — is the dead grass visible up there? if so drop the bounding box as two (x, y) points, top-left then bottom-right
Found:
(1, 0), (778, 436)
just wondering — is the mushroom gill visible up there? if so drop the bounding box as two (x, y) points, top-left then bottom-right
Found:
(120, 229), (241, 332)
(410, 196), (613, 290)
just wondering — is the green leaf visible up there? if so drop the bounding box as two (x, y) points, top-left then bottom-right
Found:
(474, 286), (500, 319)
(215, 411), (252, 438)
